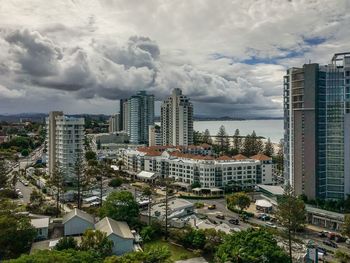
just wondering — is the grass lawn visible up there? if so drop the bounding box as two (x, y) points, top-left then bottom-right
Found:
(144, 239), (197, 261)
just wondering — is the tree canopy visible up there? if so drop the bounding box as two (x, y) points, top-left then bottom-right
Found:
(6, 249), (102, 263)
(227, 192), (251, 213)
(0, 199), (36, 259)
(215, 228), (289, 263)
(80, 229), (113, 258)
(99, 191), (139, 226)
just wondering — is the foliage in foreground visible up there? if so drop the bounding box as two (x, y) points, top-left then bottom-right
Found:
(0, 199), (36, 260)
(105, 245), (172, 263)
(215, 228), (289, 263)
(6, 249), (102, 263)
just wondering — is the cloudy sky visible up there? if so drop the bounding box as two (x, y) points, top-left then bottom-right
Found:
(0, 0), (349, 117)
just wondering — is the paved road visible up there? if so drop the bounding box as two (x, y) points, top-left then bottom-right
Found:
(15, 181), (33, 204)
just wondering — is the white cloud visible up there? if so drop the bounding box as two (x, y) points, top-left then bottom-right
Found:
(0, 0), (349, 117)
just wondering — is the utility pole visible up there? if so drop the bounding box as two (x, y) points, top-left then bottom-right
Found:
(164, 176), (169, 241)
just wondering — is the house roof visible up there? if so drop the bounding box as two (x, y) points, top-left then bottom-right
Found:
(95, 217), (134, 239)
(137, 171), (158, 179)
(216, 155), (234, 161)
(233, 154), (248, 160)
(62, 208), (94, 225)
(250, 153), (271, 161)
(31, 217), (49, 229)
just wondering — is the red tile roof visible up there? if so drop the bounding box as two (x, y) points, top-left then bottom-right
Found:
(233, 154), (248, 160)
(250, 153), (271, 161)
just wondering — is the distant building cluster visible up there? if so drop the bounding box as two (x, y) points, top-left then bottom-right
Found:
(284, 53), (350, 200)
(109, 88), (193, 146)
(122, 145), (275, 188)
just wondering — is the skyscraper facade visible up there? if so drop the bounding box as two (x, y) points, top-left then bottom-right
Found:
(46, 112), (85, 181)
(127, 91), (154, 144)
(119, 99), (127, 131)
(284, 53), (350, 200)
(161, 88), (193, 146)
(108, 113), (120, 133)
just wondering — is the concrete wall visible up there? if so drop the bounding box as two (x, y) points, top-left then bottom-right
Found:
(64, 217), (94, 236)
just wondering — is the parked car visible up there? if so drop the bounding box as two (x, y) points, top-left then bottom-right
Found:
(265, 222), (277, 228)
(318, 231), (328, 238)
(323, 239), (338, 248)
(258, 213), (270, 221)
(229, 218), (240, 225)
(208, 204), (216, 210)
(216, 214), (225, 220)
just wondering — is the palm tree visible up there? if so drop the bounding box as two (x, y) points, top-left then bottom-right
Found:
(142, 186), (153, 225)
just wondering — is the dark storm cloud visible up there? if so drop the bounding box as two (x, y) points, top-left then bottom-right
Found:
(1, 28), (279, 115)
(6, 29), (62, 76)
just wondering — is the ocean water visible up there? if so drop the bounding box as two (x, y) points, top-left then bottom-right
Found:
(193, 119), (283, 143)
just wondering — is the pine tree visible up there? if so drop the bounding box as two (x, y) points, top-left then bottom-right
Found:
(215, 125), (230, 153)
(47, 163), (65, 218)
(233, 129), (242, 154)
(264, 137), (274, 157)
(202, 129), (212, 144)
(0, 159), (8, 188)
(242, 134), (253, 157)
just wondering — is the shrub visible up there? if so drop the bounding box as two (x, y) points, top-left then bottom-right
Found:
(108, 178), (123, 188)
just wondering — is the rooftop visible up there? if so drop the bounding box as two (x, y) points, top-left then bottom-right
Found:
(31, 217), (49, 229)
(95, 217), (134, 239)
(257, 184), (284, 196)
(62, 208), (94, 224)
(250, 153), (272, 161)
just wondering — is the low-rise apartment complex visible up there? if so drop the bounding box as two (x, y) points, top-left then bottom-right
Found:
(122, 145), (275, 188)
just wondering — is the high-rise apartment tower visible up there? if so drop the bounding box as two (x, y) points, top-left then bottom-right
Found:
(161, 88), (193, 146)
(284, 53), (350, 200)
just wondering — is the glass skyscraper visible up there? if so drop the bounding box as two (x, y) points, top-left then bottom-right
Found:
(127, 91), (154, 144)
(284, 53), (350, 200)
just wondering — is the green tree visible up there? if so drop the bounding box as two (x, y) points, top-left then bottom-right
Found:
(202, 129), (212, 144)
(193, 130), (203, 145)
(215, 228), (289, 263)
(342, 214), (350, 236)
(108, 178), (123, 188)
(274, 139), (284, 175)
(243, 131), (263, 156)
(275, 185), (306, 263)
(264, 137), (274, 157)
(11, 170), (19, 190)
(54, 237), (78, 251)
(335, 250), (350, 263)
(182, 229), (206, 249)
(142, 186), (153, 225)
(215, 125), (230, 153)
(105, 245), (172, 263)
(74, 152), (84, 209)
(233, 129), (242, 154)
(85, 151), (97, 162)
(0, 159), (8, 188)
(202, 228), (226, 254)
(47, 163), (65, 218)
(6, 249), (101, 263)
(21, 149), (29, 157)
(116, 160), (124, 172)
(227, 192), (251, 214)
(0, 199), (36, 259)
(80, 229), (113, 258)
(100, 191), (139, 226)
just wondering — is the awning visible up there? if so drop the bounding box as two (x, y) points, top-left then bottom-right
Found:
(255, 199), (273, 208)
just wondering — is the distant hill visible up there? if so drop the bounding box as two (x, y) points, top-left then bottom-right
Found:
(1, 113), (282, 123)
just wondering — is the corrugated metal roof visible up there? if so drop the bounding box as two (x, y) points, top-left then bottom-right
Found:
(95, 217), (134, 239)
(62, 208), (94, 224)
